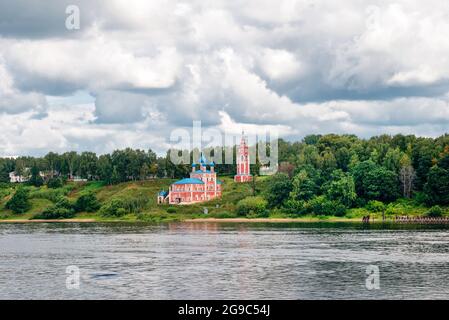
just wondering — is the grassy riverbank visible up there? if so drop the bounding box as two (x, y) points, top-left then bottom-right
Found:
(0, 177), (443, 223)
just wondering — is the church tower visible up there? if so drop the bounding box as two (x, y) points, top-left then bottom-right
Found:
(234, 131), (252, 182)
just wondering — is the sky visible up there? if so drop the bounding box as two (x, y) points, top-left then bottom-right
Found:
(1, 0), (449, 156)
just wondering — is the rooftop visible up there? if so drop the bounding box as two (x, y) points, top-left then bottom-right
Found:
(173, 178), (204, 185)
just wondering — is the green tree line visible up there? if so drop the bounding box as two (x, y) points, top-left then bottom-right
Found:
(263, 133), (449, 215)
(1, 133), (449, 212)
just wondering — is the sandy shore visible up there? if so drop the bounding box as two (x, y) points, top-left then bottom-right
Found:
(184, 217), (361, 223)
(0, 219), (96, 223)
(0, 217), (364, 223)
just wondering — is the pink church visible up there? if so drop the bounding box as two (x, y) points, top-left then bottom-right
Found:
(158, 153), (222, 205)
(158, 132), (252, 205)
(234, 132), (253, 182)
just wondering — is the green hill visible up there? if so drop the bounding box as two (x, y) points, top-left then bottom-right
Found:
(0, 177), (258, 222)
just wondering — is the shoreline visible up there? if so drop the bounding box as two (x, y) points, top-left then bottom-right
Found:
(0, 217), (366, 223)
(0, 219), (97, 223)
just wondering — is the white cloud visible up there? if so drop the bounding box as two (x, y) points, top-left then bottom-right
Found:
(1, 0), (449, 156)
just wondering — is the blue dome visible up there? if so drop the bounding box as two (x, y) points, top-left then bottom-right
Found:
(158, 190), (168, 197)
(210, 161), (215, 166)
(192, 163), (197, 167)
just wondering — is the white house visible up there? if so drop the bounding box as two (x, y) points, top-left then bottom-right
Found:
(9, 168), (45, 183)
(9, 171), (29, 183)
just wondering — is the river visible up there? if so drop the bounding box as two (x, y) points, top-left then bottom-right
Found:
(1, 222), (449, 299)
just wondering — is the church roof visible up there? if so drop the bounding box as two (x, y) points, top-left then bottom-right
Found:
(173, 178), (204, 185)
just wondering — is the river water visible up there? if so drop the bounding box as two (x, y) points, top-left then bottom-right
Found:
(1, 222), (449, 299)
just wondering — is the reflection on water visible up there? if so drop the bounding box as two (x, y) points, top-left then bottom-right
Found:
(1, 222), (449, 299)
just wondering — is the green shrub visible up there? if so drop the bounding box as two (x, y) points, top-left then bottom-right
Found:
(47, 177), (63, 189)
(5, 187), (31, 214)
(28, 188), (68, 202)
(211, 211), (238, 218)
(426, 205), (444, 217)
(366, 200), (386, 213)
(99, 199), (127, 217)
(34, 207), (75, 219)
(166, 207), (176, 213)
(33, 196), (75, 219)
(236, 196), (268, 217)
(283, 199), (306, 215)
(115, 195), (149, 213)
(307, 195), (347, 216)
(54, 196), (74, 209)
(75, 192), (100, 212)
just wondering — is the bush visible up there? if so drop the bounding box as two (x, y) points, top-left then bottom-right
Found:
(426, 205), (444, 217)
(47, 177), (63, 189)
(28, 174), (44, 187)
(211, 211), (238, 219)
(306, 195), (347, 216)
(33, 196), (75, 219)
(166, 207), (177, 213)
(283, 199), (306, 215)
(34, 207), (75, 219)
(99, 199), (127, 217)
(74, 192), (100, 213)
(236, 196), (268, 217)
(5, 188), (31, 214)
(28, 187), (69, 202)
(366, 200), (386, 213)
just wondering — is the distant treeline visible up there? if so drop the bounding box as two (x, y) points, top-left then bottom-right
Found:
(0, 147), (240, 185)
(1, 133), (449, 208)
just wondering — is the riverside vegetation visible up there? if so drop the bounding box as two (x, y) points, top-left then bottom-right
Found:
(1, 133), (449, 222)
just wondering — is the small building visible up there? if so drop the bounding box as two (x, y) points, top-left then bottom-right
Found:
(158, 153), (222, 205)
(234, 132), (253, 182)
(9, 171), (29, 183)
(9, 168), (46, 183)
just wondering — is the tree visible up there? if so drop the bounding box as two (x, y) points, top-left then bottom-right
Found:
(62, 151), (79, 179)
(47, 177), (63, 189)
(290, 166), (321, 201)
(44, 152), (61, 178)
(383, 148), (403, 173)
(78, 152), (97, 179)
(0, 164), (10, 183)
(323, 171), (356, 207)
(111, 166), (121, 185)
(75, 192), (100, 212)
(423, 166), (449, 205)
(236, 196), (268, 217)
(97, 154), (113, 184)
(352, 160), (400, 202)
(139, 164), (150, 180)
(399, 154), (415, 198)
(28, 165), (44, 187)
(264, 173), (292, 208)
(278, 161), (295, 178)
(14, 159), (27, 177)
(6, 187), (31, 214)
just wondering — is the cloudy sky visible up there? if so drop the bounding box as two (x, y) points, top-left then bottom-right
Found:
(1, 0), (449, 156)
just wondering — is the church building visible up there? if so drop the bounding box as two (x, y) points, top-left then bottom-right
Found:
(157, 153), (222, 205)
(234, 132), (253, 182)
(158, 132), (252, 205)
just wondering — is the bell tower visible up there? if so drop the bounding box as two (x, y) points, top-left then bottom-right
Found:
(234, 131), (253, 182)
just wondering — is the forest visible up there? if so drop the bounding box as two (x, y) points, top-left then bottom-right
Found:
(1, 133), (449, 219)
